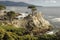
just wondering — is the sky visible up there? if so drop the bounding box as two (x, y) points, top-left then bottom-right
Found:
(0, 0), (60, 6)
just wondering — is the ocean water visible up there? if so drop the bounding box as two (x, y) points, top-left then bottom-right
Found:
(6, 6), (60, 28)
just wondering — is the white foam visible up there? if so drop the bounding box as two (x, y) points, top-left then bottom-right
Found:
(46, 31), (54, 35)
(16, 13), (28, 19)
(51, 18), (60, 22)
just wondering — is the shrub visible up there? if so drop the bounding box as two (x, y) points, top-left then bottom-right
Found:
(0, 28), (5, 40)
(38, 34), (58, 40)
(0, 24), (60, 40)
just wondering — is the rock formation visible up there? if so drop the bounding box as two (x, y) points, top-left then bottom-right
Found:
(18, 12), (53, 35)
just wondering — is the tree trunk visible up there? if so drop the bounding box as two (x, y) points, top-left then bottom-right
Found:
(32, 10), (34, 16)
(9, 18), (13, 24)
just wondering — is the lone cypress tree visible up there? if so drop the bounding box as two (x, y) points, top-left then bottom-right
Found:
(28, 5), (37, 15)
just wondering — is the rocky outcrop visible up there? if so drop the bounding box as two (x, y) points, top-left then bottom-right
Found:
(18, 12), (53, 35)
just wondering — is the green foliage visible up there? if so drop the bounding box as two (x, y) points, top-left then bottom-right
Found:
(0, 28), (5, 40)
(28, 5), (36, 9)
(0, 24), (26, 40)
(28, 5), (37, 15)
(18, 35), (38, 40)
(0, 24), (39, 40)
(0, 24), (60, 40)
(6, 11), (17, 23)
(7, 11), (16, 18)
(0, 24), (25, 35)
(28, 5), (37, 11)
(3, 32), (15, 40)
(0, 5), (6, 10)
(0, 23), (60, 40)
(38, 34), (59, 40)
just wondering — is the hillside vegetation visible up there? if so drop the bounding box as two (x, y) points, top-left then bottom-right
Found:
(0, 23), (60, 40)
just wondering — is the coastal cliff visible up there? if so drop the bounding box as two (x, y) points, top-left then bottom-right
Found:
(17, 12), (53, 35)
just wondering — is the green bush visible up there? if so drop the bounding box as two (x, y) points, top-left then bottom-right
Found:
(18, 35), (38, 40)
(0, 25), (26, 40)
(0, 28), (5, 40)
(0, 25), (26, 35)
(38, 34), (58, 40)
(0, 24), (60, 40)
